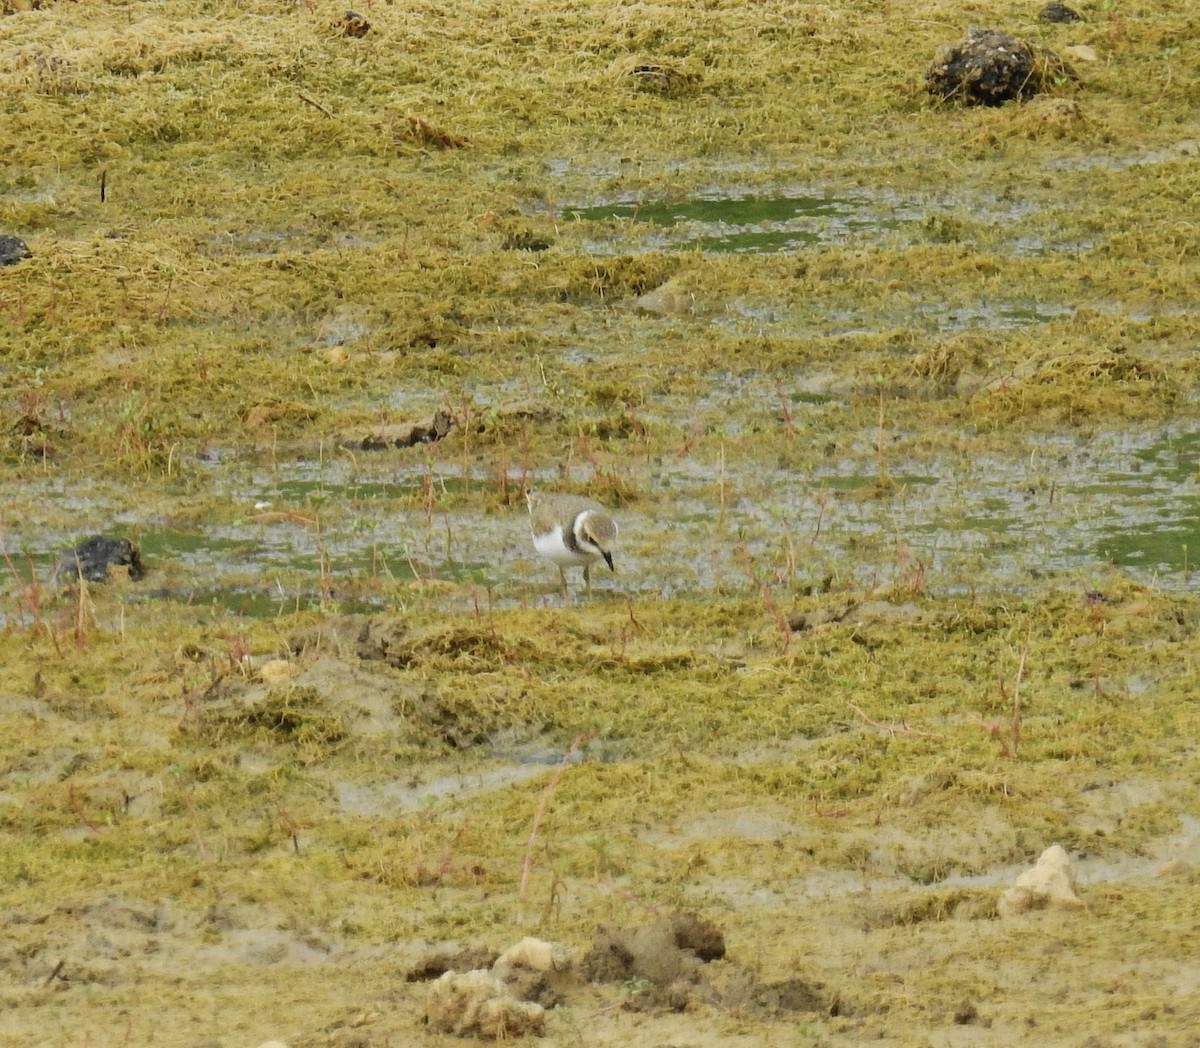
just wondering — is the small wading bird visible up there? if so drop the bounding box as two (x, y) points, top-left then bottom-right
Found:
(525, 487), (618, 596)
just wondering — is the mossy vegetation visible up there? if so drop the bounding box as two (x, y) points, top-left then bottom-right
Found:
(3, 0), (1200, 1044)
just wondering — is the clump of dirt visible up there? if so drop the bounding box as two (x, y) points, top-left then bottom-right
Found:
(289, 615), (407, 660)
(373, 623), (550, 671)
(491, 937), (576, 1007)
(974, 347), (1171, 423)
(710, 968), (833, 1020)
(416, 937), (576, 1037)
(633, 275), (699, 316)
(1011, 95), (1087, 140)
(203, 684), (348, 755)
(277, 615), (565, 752)
(580, 911), (722, 1009)
(579, 911), (833, 1017)
(345, 402), (567, 452)
(926, 27), (1074, 106)
(998, 844), (1086, 917)
(556, 254), (682, 304)
(408, 920), (831, 1026)
(388, 113), (468, 149)
(501, 227), (554, 252)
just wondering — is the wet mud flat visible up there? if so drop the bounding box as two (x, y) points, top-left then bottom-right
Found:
(3, 0), (1200, 1045)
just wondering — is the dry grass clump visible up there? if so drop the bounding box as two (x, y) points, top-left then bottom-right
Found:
(906, 333), (994, 394)
(8, 48), (85, 94)
(972, 347), (1170, 424)
(198, 685), (348, 756)
(381, 622), (553, 671)
(5, 21), (240, 92)
(552, 254), (682, 303)
(1009, 95), (1089, 139)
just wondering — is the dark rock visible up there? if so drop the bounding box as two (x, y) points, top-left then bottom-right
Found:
(0, 235), (31, 266)
(1040, 2), (1082, 23)
(54, 536), (145, 584)
(927, 27), (1074, 106)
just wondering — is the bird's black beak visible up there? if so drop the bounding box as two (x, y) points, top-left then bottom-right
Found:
(603, 551), (615, 572)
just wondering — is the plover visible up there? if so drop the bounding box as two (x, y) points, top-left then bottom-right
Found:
(525, 488), (617, 595)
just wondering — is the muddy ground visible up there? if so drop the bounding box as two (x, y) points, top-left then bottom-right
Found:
(2, 1), (1200, 1046)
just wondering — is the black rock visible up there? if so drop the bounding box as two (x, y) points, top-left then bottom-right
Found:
(0, 235), (31, 267)
(54, 536), (145, 584)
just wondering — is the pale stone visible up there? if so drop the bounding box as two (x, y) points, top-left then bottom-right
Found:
(998, 844), (1086, 917)
(1063, 44), (1098, 62)
(495, 935), (569, 973)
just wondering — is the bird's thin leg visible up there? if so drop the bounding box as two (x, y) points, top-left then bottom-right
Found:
(583, 563), (592, 595)
(558, 566), (569, 597)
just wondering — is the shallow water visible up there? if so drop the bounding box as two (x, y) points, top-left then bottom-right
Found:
(563, 186), (1077, 256)
(7, 416), (1199, 616)
(568, 192), (897, 254)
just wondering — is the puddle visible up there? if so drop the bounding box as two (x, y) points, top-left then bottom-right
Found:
(1085, 432), (1200, 573)
(916, 300), (1075, 332)
(1047, 138), (1200, 173)
(810, 473), (937, 492)
(561, 187), (1076, 257)
(567, 191), (913, 254)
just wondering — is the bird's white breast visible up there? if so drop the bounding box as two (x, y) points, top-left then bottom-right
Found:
(532, 524), (599, 567)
